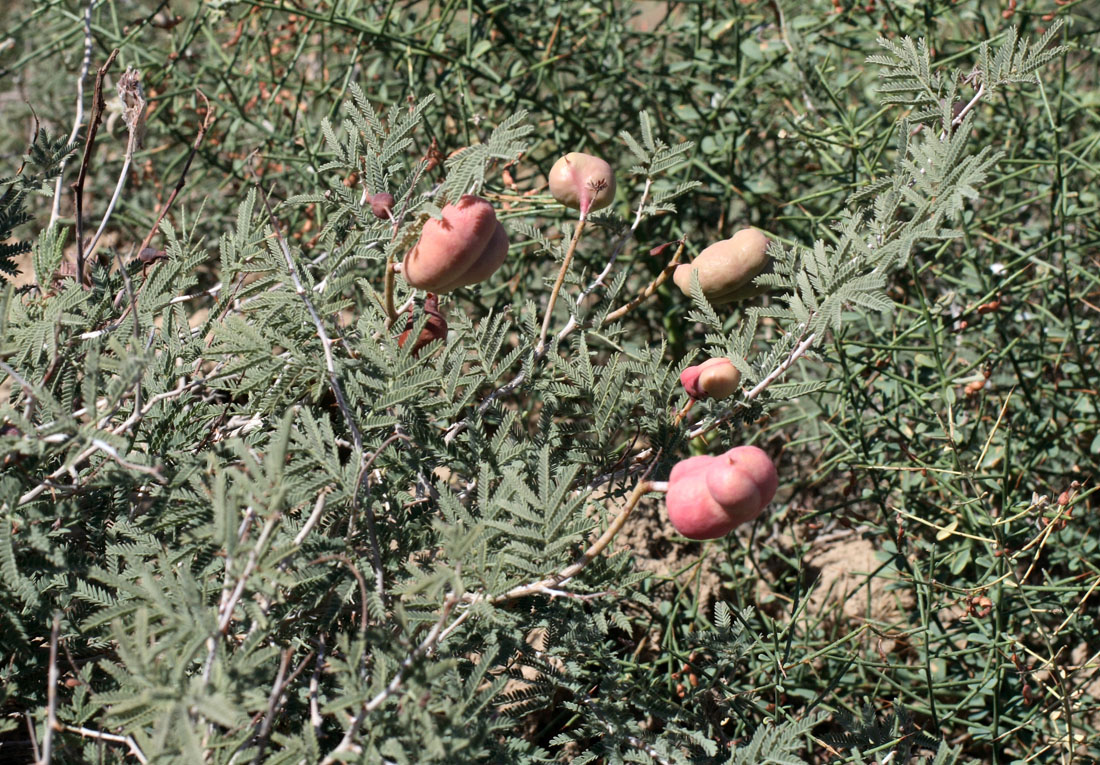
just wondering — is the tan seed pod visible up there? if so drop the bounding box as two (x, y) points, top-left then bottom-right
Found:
(680, 357), (741, 400)
(673, 228), (771, 305)
(698, 360), (741, 400)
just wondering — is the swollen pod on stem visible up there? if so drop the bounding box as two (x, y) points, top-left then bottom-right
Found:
(402, 195), (510, 294)
(369, 192), (395, 220)
(548, 152), (616, 214)
(673, 228), (771, 305)
(680, 357), (742, 401)
(397, 293), (448, 357)
(664, 445), (778, 540)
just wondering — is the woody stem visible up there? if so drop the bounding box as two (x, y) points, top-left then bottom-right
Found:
(383, 254), (398, 328)
(536, 210), (588, 355)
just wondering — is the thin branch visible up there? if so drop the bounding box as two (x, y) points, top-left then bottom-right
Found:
(108, 364), (226, 436)
(204, 507), (256, 685)
(729, 332), (817, 413)
(319, 592), (460, 765)
(535, 209), (587, 355)
(671, 398), (694, 426)
(28, 356), (221, 435)
(17, 443), (94, 505)
(446, 474), (660, 622)
(293, 489), (331, 546)
(254, 183), (362, 452)
(249, 647), (310, 765)
(88, 438), (162, 479)
(133, 90), (213, 262)
(85, 67), (146, 257)
(489, 476), (655, 602)
(113, 250), (141, 347)
(49, 0), (96, 228)
(432, 607), (474, 647)
(350, 431), (409, 598)
(594, 331), (818, 488)
(383, 254), (399, 326)
(71, 48), (119, 288)
(108, 89), (215, 322)
(25, 715), (40, 763)
(945, 82), (985, 137)
(37, 613), (60, 765)
(380, 197), (400, 328)
(60, 725), (147, 764)
(310, 555), (371, 634)
(0, 359), (37, 404)
(602, 240), (684, 325)
(772, 0), (819, 117)
(683, 331), (817, 440)
(309, 636), (326, 734)
(216, 512), (279, 635)
(380, 161), (427, 328)
(17, 434), (165, 506)
(552, 177), (652, 344)
(168, 281), (222, 304)
(579, 696), (674, 765)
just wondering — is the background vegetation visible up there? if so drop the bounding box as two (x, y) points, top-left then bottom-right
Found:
(1, 0), (1097, 762)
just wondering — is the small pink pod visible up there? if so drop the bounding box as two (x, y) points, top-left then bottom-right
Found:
(370, 193), (395, 220)
(679, 357), (741, 400)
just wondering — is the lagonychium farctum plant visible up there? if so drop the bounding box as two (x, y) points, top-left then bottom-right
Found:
(0, 21), (1063, 765)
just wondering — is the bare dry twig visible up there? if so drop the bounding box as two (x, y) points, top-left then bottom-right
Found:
(254, 183), (363, 453)
(536, 209), (587, 355)
(49, 0), (96, 228)
(71, 48), (120, 287)
(601, 239), (684, 325)
(85, 67), (146, 257)
(37, 613), (60, 765)
(59, 726), (147, 764)
(310, 555), (371, 634)
(485, 472), (657, 603)
(133, 90), (215, 263)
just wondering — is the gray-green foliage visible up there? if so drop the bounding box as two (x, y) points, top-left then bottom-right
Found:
(0, 128), (76, 277)
(0, 4), (1082, 764)
(870, 21), (1066, 121)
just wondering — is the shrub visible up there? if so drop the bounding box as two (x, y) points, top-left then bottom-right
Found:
(0, 2), (1094, 763)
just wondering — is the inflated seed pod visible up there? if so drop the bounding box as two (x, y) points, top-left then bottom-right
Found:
(664, 446), (778, 540)
(397, 294), (448, 357)
(548, 152), (616, 214)
(672, 228), (770, 305)
(402, 195), (509, 293)
(370, 193), (395, 220)
(680, 357), (742, 401)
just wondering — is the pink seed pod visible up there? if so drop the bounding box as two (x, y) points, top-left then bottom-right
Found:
(548, 152), (616, 214)
(680, 357), (742, 401)
(665, 445), (777, 540)
(673, 228), (771, 305)
(397, 293), (448, 357)
(402, 195), (510, 293)
(370, 192), (395, 220)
